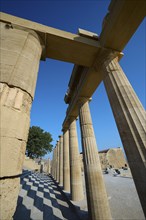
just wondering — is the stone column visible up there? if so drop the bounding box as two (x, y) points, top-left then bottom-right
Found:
(51, 150), (54, 177)
(103, 57), (146, 216)
(51, 149), (55, 178)
(50, 160), (52, 176)
(69, 118), (84, 201)
(56, 141), (60, 183)
(63, 129), (70, 192)
(54, 147), (57, 181)
(79, 99), (112, 220)
(59, 135), (63, 186)
(0, 22), (42, 220)
(47, 159), (51, 175)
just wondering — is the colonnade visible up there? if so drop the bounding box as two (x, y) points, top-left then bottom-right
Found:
(51, 55), (146, 220)
(0, 5), (145, 220)
(51, 99), (112, 219)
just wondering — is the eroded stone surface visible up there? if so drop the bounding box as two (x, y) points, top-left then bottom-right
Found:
(0, 83), (31, 142)
(0, 137), (26, 177)
(0, 83), (32, 177)
(0, 22), (42, 98)
(0, 178), (20, 220)
(23, 156), (40, 171)
(99, 148), (128, 170)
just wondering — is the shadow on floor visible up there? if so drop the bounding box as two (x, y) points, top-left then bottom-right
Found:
(13, 172), (88, 220)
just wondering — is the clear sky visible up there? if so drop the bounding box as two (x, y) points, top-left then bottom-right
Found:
(1, 0), (145, 159)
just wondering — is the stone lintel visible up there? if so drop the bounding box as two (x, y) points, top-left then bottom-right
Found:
(100, 0), (146, 51)
(62, 49), (123, 130)
(0, 12), (102, 67)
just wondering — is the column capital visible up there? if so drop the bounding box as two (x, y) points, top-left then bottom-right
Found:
(77, 96), (92, 107)
(100, 51), (124, 80)
(62, 128), (67, 133)
(93, 48), (123, 75)
(68, 115), (78, 123)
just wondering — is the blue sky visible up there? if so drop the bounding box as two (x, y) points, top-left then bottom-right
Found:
(1, 0), (145, 159)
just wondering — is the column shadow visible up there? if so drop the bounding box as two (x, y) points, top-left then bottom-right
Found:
(14, 172), (88, 220)
(49, 175), (89, 220)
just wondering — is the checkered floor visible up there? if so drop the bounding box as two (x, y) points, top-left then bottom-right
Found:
(13, 172), (82, 220)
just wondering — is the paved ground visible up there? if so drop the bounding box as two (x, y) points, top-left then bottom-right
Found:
(73, 172), (145, 220)
(104, 174), (145, 220)
(13, 172), (83, 220)
(14, 171), (145, 220)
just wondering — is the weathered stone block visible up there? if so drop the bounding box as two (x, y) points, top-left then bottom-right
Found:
(1, 106), (30, 141)
(0, 137), (26, 177)
(0, 177), (20, 220)
(23, 156), (40, 171)
(0, 21), (42, 98)
(0, 83), (31, 141)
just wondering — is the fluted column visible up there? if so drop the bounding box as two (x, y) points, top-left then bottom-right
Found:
(51, 150), (54, 177)
(54, 147), (58, 181)
(47, 158), (51, 174)
(59, 135), (63, 186)
(79, 99), (112, 220)
(63, 129), (70, 192)
(69, 118), (84, 201)
(56, 141), (60, 183)
(53, 148), (57, 179)
(0, 22), (43, 220)
(52, 149), (55, 178)
(103, 57), (146, 216)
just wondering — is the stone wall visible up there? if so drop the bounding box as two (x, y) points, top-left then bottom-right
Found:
(99, 148), (128, 169)
(23, 156), (40, 171)
(80, 148), (127, 170)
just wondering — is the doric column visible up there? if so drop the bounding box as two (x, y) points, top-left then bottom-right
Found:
(50, 150), (54, 177)
(59, 135), (63, 186)
(0, 22), (43, 219)
(63, 129), (70, 192)
(47, 158), (51, 174)
(56, 141), (60, 183)
(52, 148), (55, 179)
(103, 57), (146, 216)
(50, 160), (52, 175)
(54, 147), (58, 181)
(69, 118), (84, 201)
(79, 99), (112, 220)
